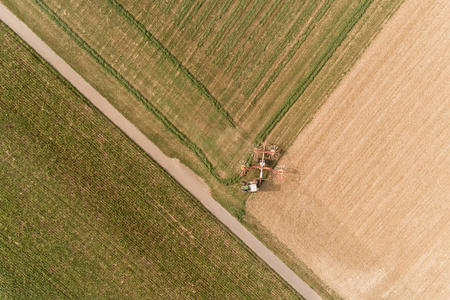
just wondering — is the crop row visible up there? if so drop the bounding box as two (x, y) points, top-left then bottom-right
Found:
(110, 0), (235, 127)
(225, 1), (296, 77)
(242, 1), (320, 99)
(0, 70), (263, 295)
(2, 139), (278, 298)
(33, 0), (241, 185)
(178, 0), (205, 30)
(197, 0), (233, 47)
(1, 49), (293, 295)
(213, 0), (266, 66)
(0, 162), (245, 299)
(0, 232), (70, 298)
(256, 0), (374, 143)
(205, 0), (250, 56)
(252, 0), (334, 104)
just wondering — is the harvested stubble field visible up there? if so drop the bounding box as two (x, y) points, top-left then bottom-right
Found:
(0, 22), (301, 299)
(0, 0), (404, 215)
(248, 0), (450, 298)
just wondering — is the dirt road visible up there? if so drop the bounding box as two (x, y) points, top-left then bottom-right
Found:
(248, 0), (450, 298)
(0, 3), (321, 299)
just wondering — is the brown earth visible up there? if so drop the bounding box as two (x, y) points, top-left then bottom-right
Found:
(247, 0), (450, 298)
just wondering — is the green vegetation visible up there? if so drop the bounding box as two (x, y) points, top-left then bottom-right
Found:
(0, 21), (301, 299)
(251, 0), (333, 104)
(107, 0), (235, 127)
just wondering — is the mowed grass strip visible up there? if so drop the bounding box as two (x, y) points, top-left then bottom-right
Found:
(0, 22), (301, 299)
(112, 0), (378, 146)
(106, 0), (235, 127)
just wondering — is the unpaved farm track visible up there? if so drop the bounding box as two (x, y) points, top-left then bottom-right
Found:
(248, 0), (450, 299)
(0, 3), (321, 299)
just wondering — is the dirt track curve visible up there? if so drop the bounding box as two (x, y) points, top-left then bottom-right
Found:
(0, 4), (321, 299)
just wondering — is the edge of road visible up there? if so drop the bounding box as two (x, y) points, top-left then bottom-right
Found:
(0, 3), (321, 299)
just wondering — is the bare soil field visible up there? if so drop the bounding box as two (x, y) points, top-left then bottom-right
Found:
(248, 0), (450, 298)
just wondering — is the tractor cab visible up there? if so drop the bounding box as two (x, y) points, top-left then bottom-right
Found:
(240, 180), (259, 193)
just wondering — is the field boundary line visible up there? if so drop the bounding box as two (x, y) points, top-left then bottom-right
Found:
(108, 0), (235, 127)
(31, 0), (240, 185)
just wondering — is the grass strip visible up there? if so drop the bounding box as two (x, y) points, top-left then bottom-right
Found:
(252, 0), (334, 104)
(256, 0), (374, 143)
(32, 0), (240, 185)
(110, 0), (235, 127)
(241, 0), (317, 98)
(197, 0), (233, 47)
(214, 0), (266, 66)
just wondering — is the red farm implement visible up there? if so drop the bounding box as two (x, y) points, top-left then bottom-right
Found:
(236, 143), (287, 192)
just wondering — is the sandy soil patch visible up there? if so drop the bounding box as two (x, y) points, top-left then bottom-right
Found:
(247, 0), (450, 298)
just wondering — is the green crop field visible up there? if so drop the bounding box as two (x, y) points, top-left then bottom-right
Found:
(0, 21), (302, 299)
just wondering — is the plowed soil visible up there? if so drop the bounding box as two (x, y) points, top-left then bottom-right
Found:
(247, 0), (450, 298)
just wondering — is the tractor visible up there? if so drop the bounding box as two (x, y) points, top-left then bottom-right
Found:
(240, 180), (259, 193)
(236, 143), (287, 192)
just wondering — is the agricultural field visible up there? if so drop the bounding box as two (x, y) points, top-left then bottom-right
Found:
(248, 0), (450, 298)
(0, 0), (405, 216)
(0, 21), (301, 298)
